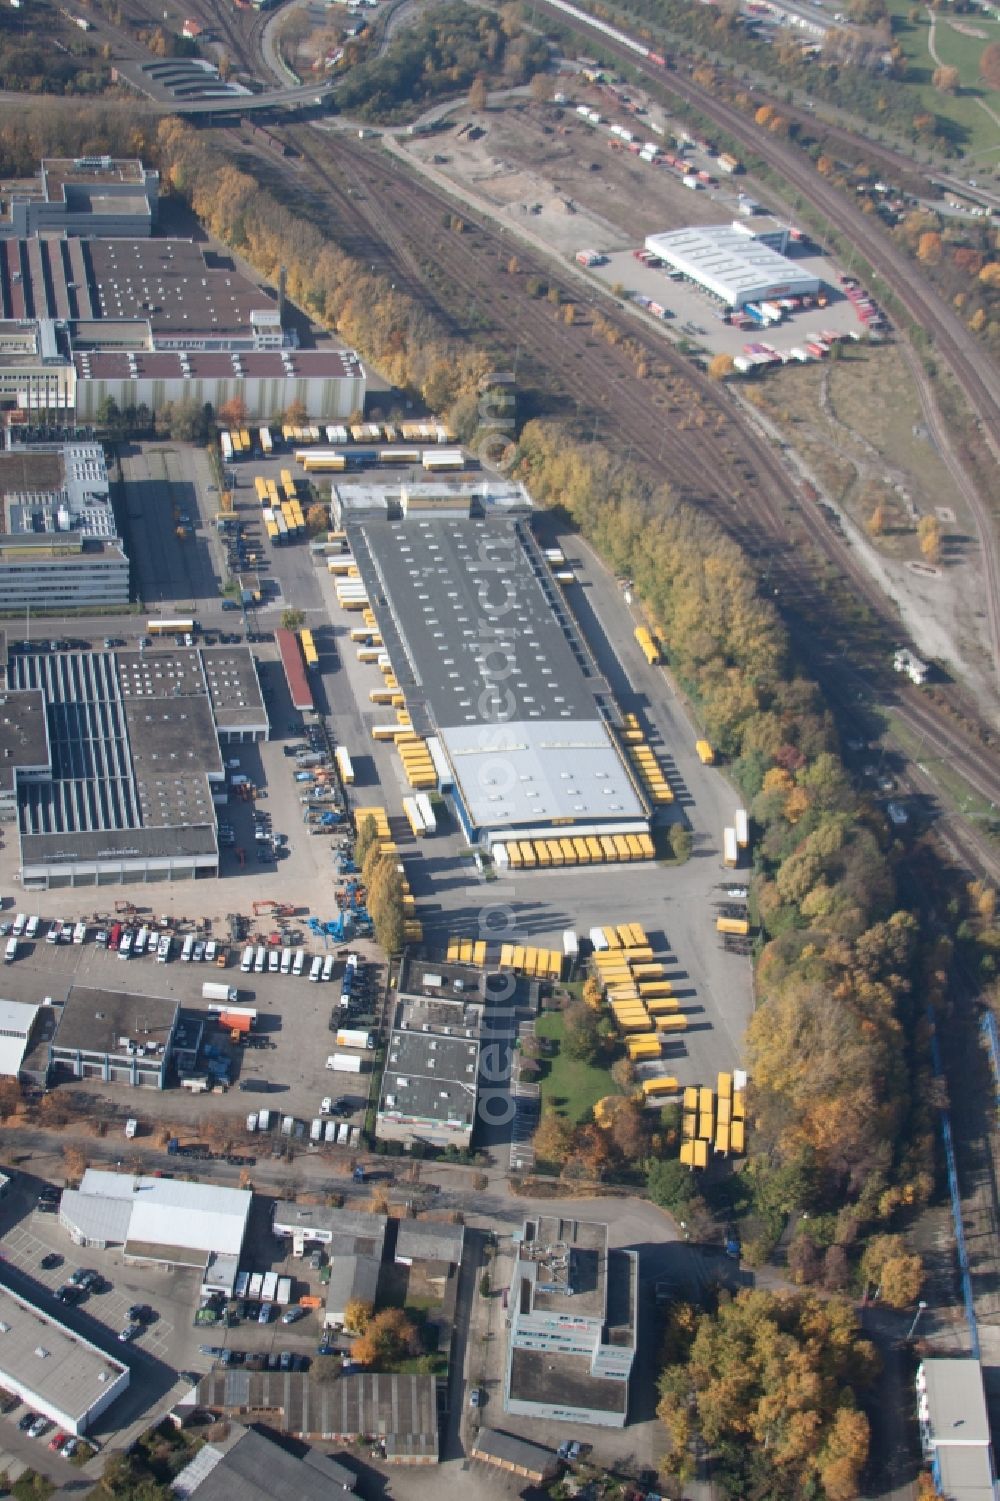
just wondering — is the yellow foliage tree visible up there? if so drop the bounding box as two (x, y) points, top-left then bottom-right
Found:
(708, 353), (735, 380)
(917, 514), (942, 564)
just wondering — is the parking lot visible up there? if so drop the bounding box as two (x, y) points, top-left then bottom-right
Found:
(0, 437), (755, 1126)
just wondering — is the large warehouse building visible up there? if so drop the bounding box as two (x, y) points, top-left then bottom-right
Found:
(644, 223), (821, 308)
(5, 641), (267, 888)
(336, 482), (651, 853)
(0, 161), (366, 420)
(0, 1283), (129, 1434)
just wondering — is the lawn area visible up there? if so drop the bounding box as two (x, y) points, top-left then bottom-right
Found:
(887, 0), (1000, 163)
(536, 1010), (619, 1123)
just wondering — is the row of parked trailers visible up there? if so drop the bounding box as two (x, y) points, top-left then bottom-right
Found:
(494, 832), (655, 869)
(402, 792), (437, 836)
(234, 1270), (292, 1304)
(295, 447), (466, 474)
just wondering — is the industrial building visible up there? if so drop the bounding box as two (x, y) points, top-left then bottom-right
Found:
(377, 977), (484, 1150)
(503, 1217), (637, 1429)
(0, 1282), (129, 1434)
(172, 1424), (357, 1501)
(0, 442), (128, 610)
(916, 1358), (996, 1501)
(0, 157), (159, 239)
(470, 1429), (558, 1484)
(0, 163), (366, 419)
(271, 1204), (387, 1328)
(337, 483), (651, 852)
(644, 223), (821, 308)
(5, 642), (266, 888)
(48, 985), (179, 1090)
(194, 1370), (439, 1462)
(59, 1169), (251, 1293)
(0, 997), (44, 1078)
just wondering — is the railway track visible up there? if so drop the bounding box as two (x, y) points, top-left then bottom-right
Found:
(531, 0), (1000, 702)
(264, 126), (1000, 866)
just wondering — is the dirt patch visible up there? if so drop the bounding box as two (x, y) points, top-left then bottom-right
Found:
(747, 344), (994, 699)
(947, 20), (988, 38)
(405, 92), (734, 257)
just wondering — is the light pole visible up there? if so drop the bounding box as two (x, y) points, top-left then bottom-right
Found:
(907, 1301), (928, 1341)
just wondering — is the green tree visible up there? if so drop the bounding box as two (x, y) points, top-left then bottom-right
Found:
(562, 1002), (601, 1062)
(355, 814), (379, 871)
(668, 823), (693, 862)
(647, 1156), (698, 1211)
(280, 608), (306, 632)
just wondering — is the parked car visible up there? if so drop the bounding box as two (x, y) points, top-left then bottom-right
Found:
(558, 1440), (582, 1462)
(17, 1412), (36, 1432)
(128, 1304), (153, 1323)
(281, 1306), (306, 1325)
(54, 1284), (83, 1305)
(28, 1416), (49, 1439)
(469, 1387), (482, 1409)
(48, 1431), (68, 1452)
(40, 1252), (62, 1271)
(118, 1323), (141, 1343)
(60, 1437), (79, 1460)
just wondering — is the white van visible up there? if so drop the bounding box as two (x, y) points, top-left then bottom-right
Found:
(181, 934), (194, 962)
(268, 949), (279, 973)
(72, 921), (87, 945)
(280, 947), (292, 974)
(324, 1121), (337, 1143)
(322, 954), (335, 983)
(11, 914), (25, 938)
(246, 1113), (258, 1133)
(205, 940), (217, 964)
(240, 945), (254, 973)
(4, 938), (16, 964)
(254, 945), (266, 973)
(119, 930), (133, 959)
(124, 1118), (137, 1139)
(135, 927), (149, 956)
(337, 1122), (350, 1145)
(309, 956), (323, 983)
(292, 947), (305, 976)
(45, 920), (63, 945)
(156, 934), (171, 962)
(310, 1118), (323, 1143)
(25, 915), (40, 939)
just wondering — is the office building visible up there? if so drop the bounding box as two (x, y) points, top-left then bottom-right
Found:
(503, 1216), (637, 1429)
(0, 442), (128, 610)
(0, 157), (159, 238)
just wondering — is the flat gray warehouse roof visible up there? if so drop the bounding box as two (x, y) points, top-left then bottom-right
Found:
(350, 516), (645, 832)
(50, 985), (178, 1056)
(644, 224), (821, 307)
(0, 1282), (128, 1426)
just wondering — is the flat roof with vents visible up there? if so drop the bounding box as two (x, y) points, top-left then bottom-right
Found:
(0, 1282), (129, 1433)
(348, 515), (646, 836)
(6, 643), (266, 876)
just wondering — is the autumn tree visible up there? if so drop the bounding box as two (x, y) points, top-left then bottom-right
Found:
(355, 813), (379, 871)
(218, 396), (248, 428)
(533, 1108), (573, 1165)
(350, 1307), (420, 1369)
(306, 502), (329, 535)
(918, 513), (942, 564)
(917, 231), (942, 265)
(980, 41), (1000, 89)
(932, 64), (959, 92)
(280, 607), (305, 632)
(860, 1234), (923, 1306)
(657, 1289), (877, 1500)
(867, 503), (886, 536)
(708, 353), (735, 380)
(582, 976), (603, 1011)
(343, 1298), (373, 1333)
(529, 71), (552, 102)
(468, 74), (488, 110)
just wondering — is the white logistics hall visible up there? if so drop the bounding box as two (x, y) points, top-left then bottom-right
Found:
(644, 224), (821, 308)
(0, 1284), (129, 1434)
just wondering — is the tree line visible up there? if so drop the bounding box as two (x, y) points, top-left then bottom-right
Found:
(335, 1), (549, 122)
